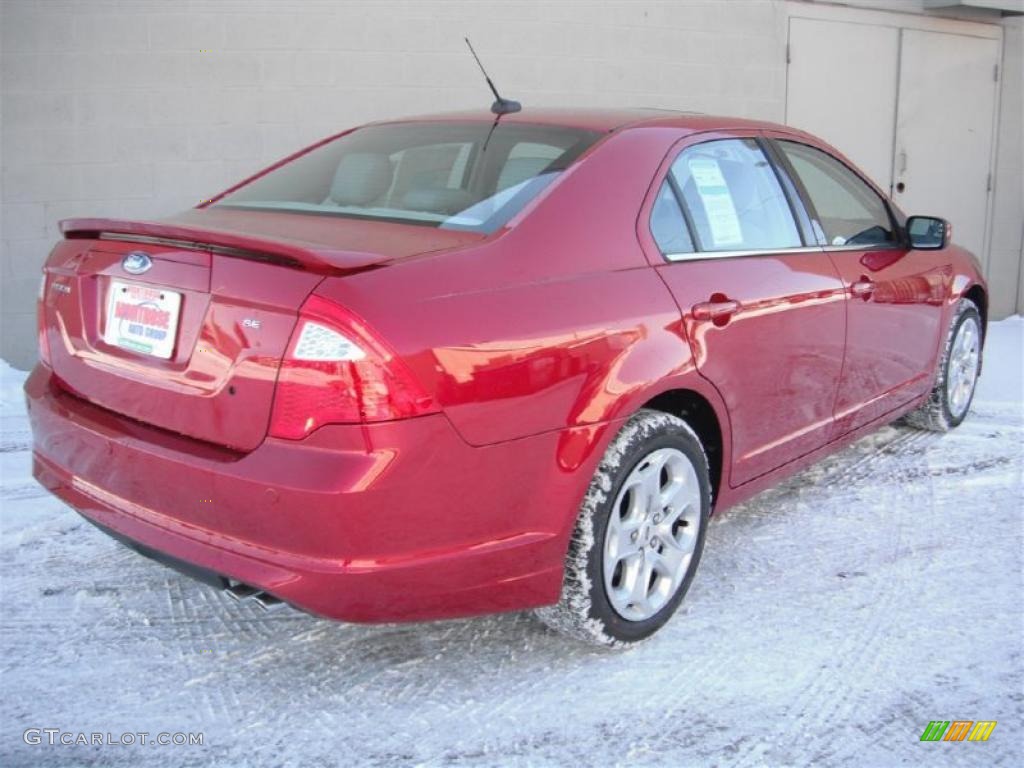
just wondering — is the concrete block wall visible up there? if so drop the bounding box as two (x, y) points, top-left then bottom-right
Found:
(1, 0), (791, 368)
(1, 0), (1020, 368)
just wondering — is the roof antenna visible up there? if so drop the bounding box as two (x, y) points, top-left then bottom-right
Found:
(464, 37), (521, 116)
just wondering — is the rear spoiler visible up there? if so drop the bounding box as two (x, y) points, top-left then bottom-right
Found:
(59, 217), (390, 274)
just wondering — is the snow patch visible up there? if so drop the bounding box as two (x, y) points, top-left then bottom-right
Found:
(0, 318), (1021, 766)
(0, 359), (29, 409)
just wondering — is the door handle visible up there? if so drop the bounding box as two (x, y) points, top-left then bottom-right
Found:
(894, 150), (908, 194)
(850, 278), (876, 299)
(692, 298), (741, 322)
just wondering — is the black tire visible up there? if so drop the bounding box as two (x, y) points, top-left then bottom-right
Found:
(904, 298), (983, 432)
(534, 409), (711, 647)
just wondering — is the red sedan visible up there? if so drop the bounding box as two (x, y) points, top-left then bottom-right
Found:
(27, 109), (986, 645)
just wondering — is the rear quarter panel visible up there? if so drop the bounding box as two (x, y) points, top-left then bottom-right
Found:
(315, 127), (719, 448)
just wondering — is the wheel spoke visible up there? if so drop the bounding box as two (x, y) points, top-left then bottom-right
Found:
(605, 505), (642, 566)
(659, 461), (700, 526)
(962, 323), (977, 354)
(626, 556), (653, 614)
(605, 550), (639, 598)
(652, 538), (686, 577)
(636, 457), (665, 511)
(657, 454), (684, 508)
(664, 509), (699, 555)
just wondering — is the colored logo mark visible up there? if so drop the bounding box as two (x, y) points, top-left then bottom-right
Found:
(920, 720), (997, 742)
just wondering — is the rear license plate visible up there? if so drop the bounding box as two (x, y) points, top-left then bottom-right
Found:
(103, 280), (182, 359)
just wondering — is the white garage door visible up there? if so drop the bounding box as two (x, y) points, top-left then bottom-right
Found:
(786, 18), (899, 191)
(786, 17), (1000, 263)
(894, 29), (1001, 265)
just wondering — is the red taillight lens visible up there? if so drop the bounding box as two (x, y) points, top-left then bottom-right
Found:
(37, 272), (52, 367)
(269, 295), (437, 439)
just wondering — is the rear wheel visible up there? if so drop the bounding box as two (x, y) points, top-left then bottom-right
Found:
(534, 409), (711, 647)
(905, 298), (982, 432)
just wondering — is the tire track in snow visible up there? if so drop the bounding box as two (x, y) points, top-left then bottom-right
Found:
(724, 426), (936, 767)
(3, 324), (1020, 767)
(726, 409), (1019, 767)
(165, 578), (230, 721)
(818, 410), (1024, 767)
(805, 426), (933, 488)
(788, 465), (921, 764)
(0, 417), (30, 453)
(0, 482), (49, 501)
(582, 428), (938, 767)
(163, 577), (274, 719)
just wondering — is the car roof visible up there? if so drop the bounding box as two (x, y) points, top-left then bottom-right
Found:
(376, 107), (795, 135)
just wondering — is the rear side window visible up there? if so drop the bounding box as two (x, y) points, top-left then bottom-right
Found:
(778, 141), (896, 247)
(214, 122), (600, 234)
(650, 181), (694, 255)
(670, 139), (801, 252)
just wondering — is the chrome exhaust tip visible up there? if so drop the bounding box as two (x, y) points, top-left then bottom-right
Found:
(224, 579), (285, 611)
(252, 592), (284, 611)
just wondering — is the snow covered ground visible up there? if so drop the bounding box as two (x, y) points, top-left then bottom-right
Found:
(1, 319), (1021, 768)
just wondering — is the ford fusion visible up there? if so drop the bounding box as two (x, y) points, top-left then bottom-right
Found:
(27, 110), (986, 645)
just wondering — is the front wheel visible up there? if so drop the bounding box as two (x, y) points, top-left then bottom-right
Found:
(905, 298), (982, 432)
(534, 409), (711, 647)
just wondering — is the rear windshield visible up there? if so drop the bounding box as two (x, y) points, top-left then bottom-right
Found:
(213, 122), (602, 234)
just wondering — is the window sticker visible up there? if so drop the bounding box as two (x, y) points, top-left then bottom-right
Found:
(688, 157), (743, 247)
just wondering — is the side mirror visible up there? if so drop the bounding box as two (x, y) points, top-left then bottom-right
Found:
(906, 215), (950, 250)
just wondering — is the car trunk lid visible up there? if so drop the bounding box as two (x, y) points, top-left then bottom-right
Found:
(45, 213), (484, 451)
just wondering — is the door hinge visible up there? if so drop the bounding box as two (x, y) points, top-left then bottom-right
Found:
(994, 64), (999, 82)
(786, 43), (791, 64)
(987, 172), (992, 192)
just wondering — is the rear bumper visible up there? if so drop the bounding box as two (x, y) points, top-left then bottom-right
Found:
(25, 366), (590, 623)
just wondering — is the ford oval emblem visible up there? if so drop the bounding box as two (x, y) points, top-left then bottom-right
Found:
(122, 251), (152, 275)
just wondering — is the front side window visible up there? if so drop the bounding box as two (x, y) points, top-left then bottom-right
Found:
(213, 122), (601, 234)
(778, 141), (896, 247)
(670, 139), (801, 252)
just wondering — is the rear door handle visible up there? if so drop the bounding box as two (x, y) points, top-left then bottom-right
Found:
(850, 278), (876, 299)
(691, 298), (741, 322)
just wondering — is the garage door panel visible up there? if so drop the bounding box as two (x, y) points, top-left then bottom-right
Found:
(786, 18), (899, 191)
(893, 29), (999, 263)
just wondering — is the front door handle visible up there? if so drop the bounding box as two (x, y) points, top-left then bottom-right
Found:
(850, 278), (876, 299)
(692, 298), (741, 322)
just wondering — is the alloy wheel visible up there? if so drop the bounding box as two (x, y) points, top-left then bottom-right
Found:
(603, 447), (702, 622)
(946, 315), (980, 419)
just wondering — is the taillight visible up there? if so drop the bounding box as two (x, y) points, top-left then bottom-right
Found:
(37, 272), (51, 367)
(269, 295), (437, 439)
